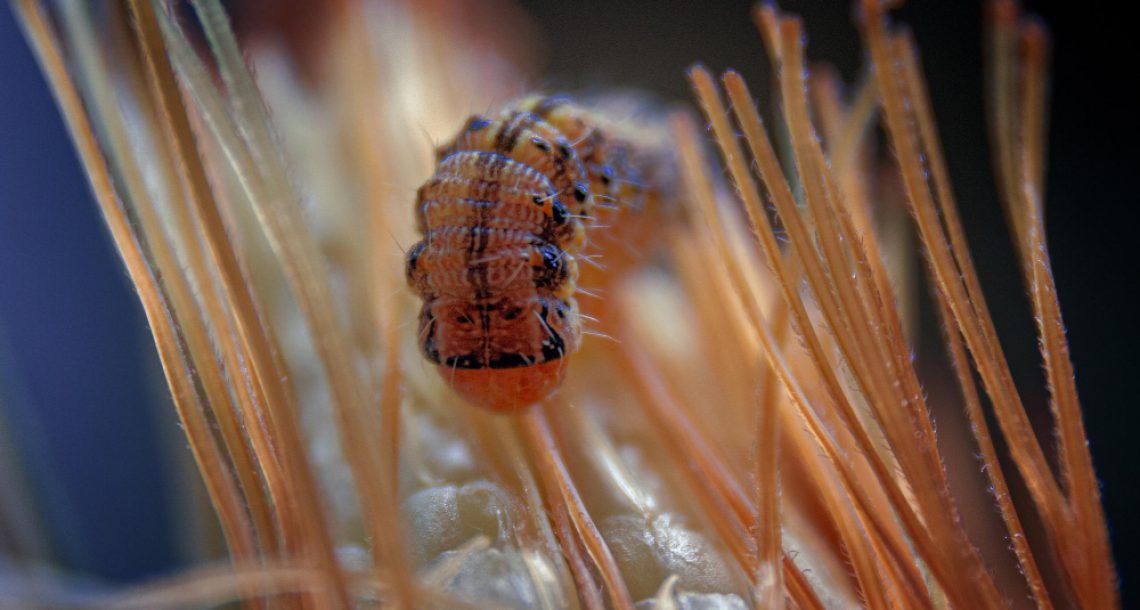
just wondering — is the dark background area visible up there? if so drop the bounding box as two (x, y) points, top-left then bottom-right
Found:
(1, 0), (1135, 603)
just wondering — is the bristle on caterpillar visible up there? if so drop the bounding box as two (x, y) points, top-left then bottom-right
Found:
(406, 94), (673, 411)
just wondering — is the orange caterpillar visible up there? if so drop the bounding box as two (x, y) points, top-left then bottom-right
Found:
(406, 94), (670, 411)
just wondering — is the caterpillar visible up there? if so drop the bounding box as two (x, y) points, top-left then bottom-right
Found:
(406, 94), (671, 411)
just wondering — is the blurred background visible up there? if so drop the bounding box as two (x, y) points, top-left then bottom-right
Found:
(1, 0), (1135, 603)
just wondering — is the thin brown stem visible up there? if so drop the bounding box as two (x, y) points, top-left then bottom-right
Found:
(989, 9), (1116, 605)
(124, 1), (349, 606)
(701, 63), (937, 605)
(515, 412), (607, 610)
(519, 406), (636, 610)
(12, 0), (261, 596)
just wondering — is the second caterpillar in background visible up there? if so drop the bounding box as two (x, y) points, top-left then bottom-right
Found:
(405, 94), (674, 411)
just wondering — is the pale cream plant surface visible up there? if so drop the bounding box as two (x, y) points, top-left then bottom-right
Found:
(3, 0), (1117, 608)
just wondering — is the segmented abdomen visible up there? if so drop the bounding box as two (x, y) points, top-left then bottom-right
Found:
(407, 108), (589, 372)
(406, 94), (673, 409)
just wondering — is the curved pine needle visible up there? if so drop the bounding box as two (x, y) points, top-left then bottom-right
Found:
(618, 338), (827, 610)
(123, 2), (351, 607)
(893, 21), (1050, 609)
(699, 62), (939, 605)
(860, 4), (1120, 609)
(863, 1), (1068, 536)
(751, 309), (783, 610)
(675, 105), (895, 608)
(166, 0), (400, 574)
(934, 289), (1051, 610)
(775, 18), (1006, 608)
(59, 2), (282, 572)
(730, 20), (986, 603)
(515, 415), (606, 610)
(158, 4), (416, 606)
(986, 6), (1116, 604)
(519, 406), (636, 610)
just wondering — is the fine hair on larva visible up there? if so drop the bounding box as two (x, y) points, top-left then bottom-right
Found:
(406, 94), (672, 411)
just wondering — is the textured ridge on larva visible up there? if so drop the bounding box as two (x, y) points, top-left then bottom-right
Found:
(407, 94), (672, 411)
